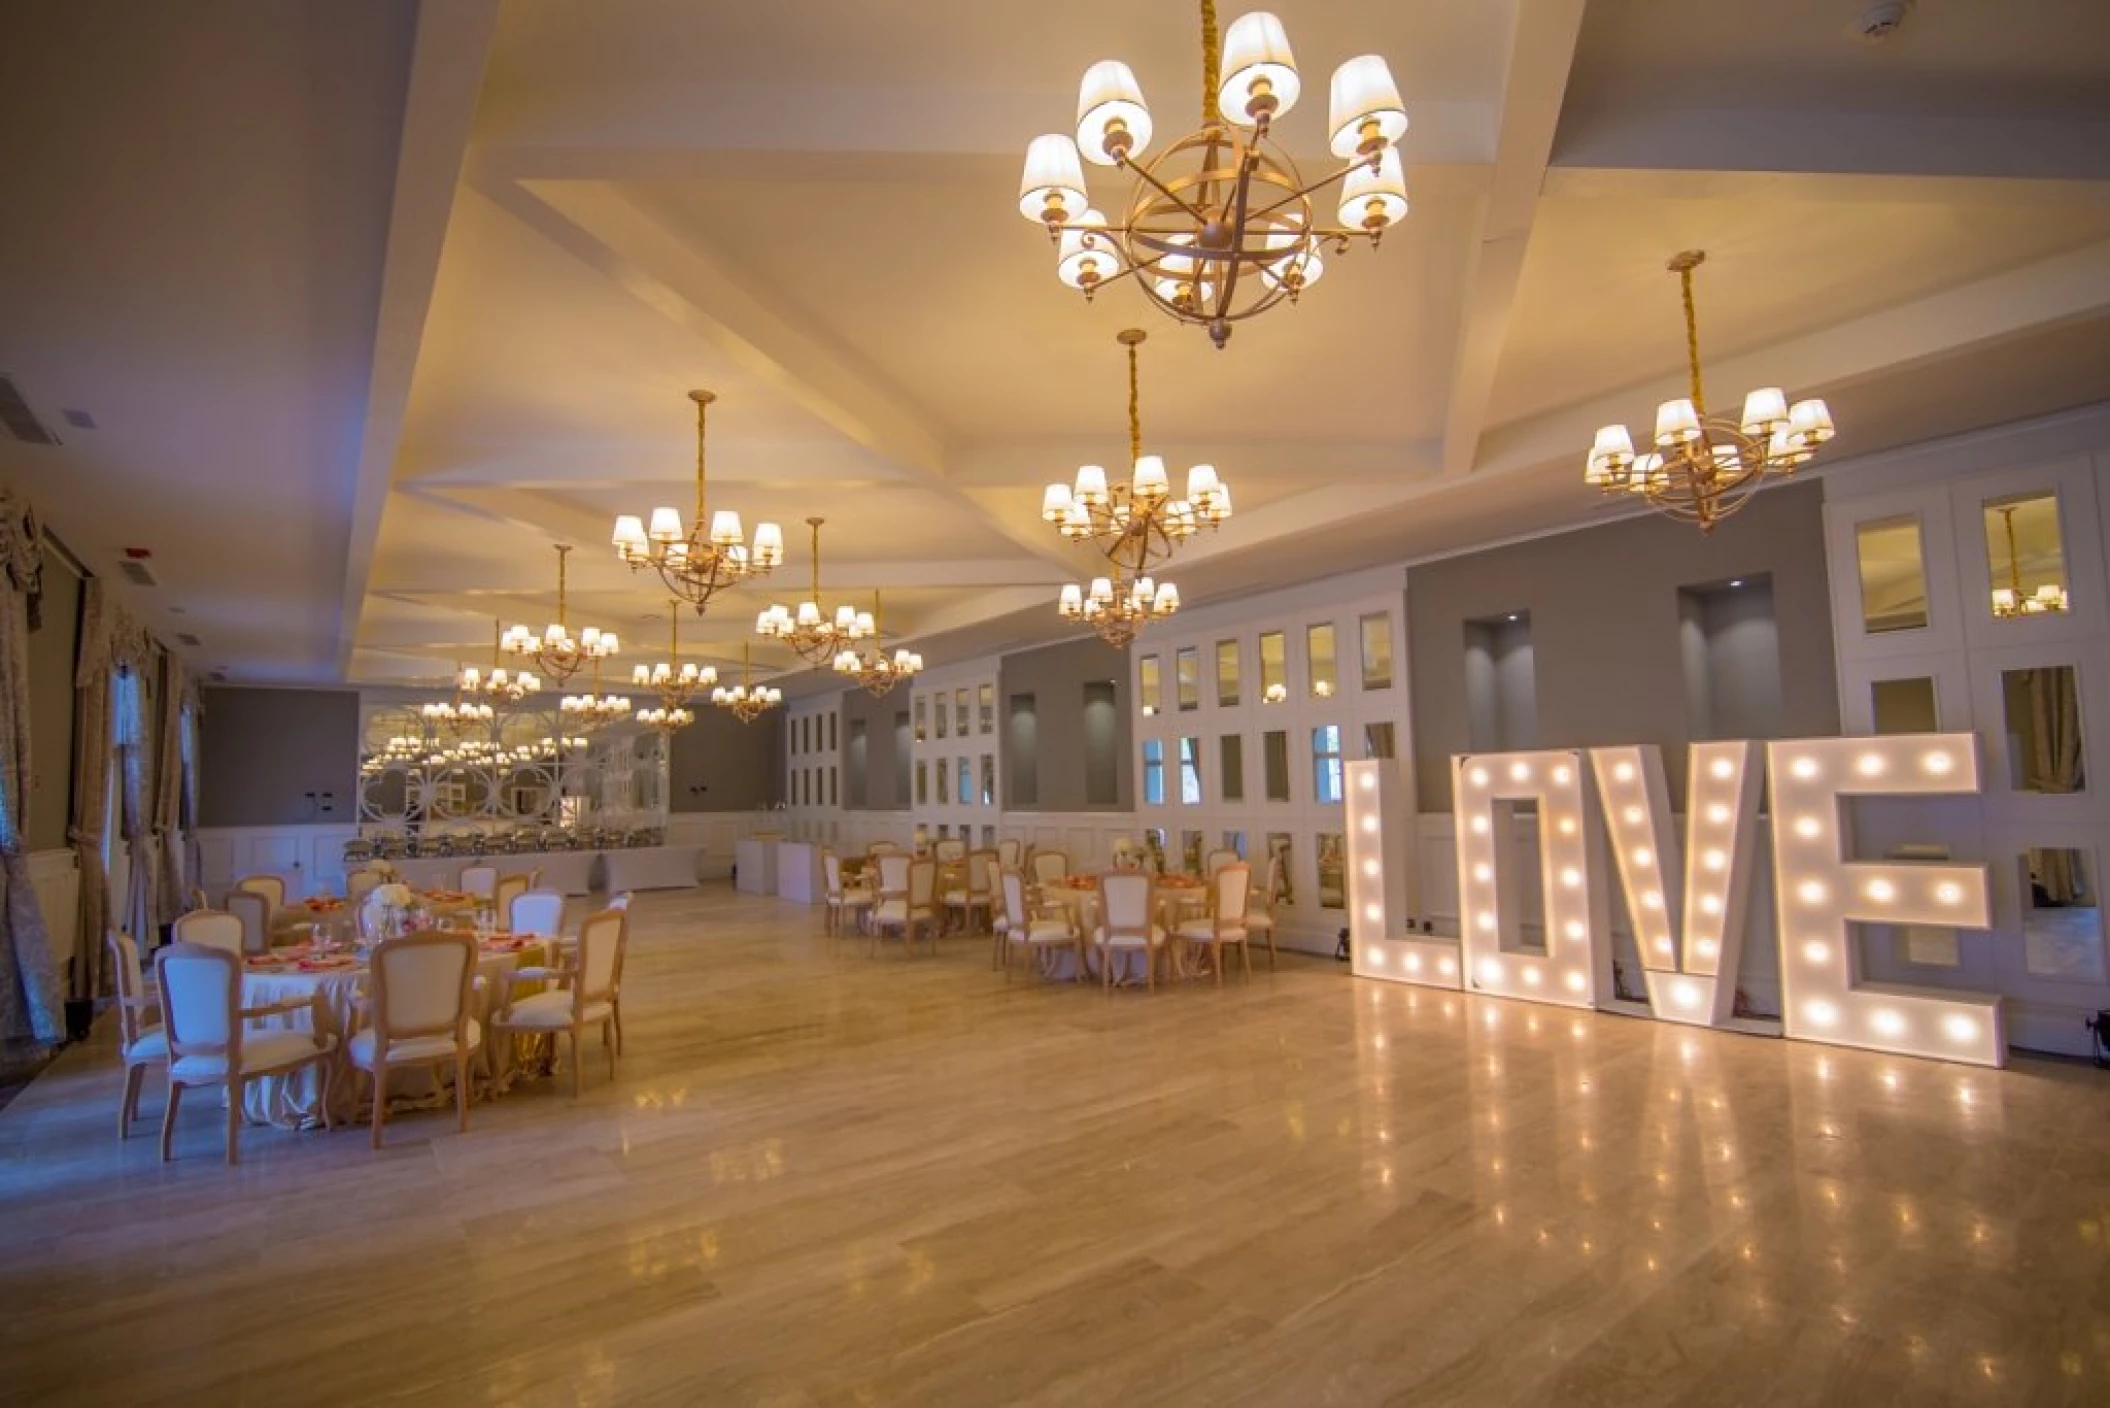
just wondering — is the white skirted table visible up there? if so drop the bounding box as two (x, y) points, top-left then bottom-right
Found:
(388, 850), (597, 896)
(775, 842), (824, 905)
(735, 837), (780, 896)
(601, 844), (705, 893)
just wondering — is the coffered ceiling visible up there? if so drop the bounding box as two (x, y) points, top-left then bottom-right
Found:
(3, 0), (2108, 692)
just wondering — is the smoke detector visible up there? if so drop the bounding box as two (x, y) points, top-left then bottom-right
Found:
(1855, 0), (1915, 41)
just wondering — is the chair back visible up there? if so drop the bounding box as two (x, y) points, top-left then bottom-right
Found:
(1213, 863), (1253, 924)
(823, 851), (845, 899)
(868, 840), (903, 857)
(1098, 871), (1155, 936)
(347, 870), (381, 906)
(493, 873), (531, 918)
(876, 853), (911, 895)
(996, 838), (1022, 869)
(236, 873), (285, 911)
(1000, 870), (1030, 933)
(155, 942), (240, 1066)
(370, 933), (475, 1044)
(173, 909), (245, 958)
(934, 837), (966, 863)
(907, 858), (937, 908)
(575, 909), (627, 1008)
(607, 891), (633, 912)
(1260, 853), (1285, 908)
(966, 849), (998, 900)
(1031, 850), (1069, 885)
(1206, 848), (1241, 877)
(459, 864), (499, 900)
(509, 889), (565, 938)
(106, 932), (154, 1048)
(223, 890), (271, 955)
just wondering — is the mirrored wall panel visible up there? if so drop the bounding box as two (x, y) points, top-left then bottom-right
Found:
(1983, 491), (2070, 619)
(1854, 515), (1929, 633)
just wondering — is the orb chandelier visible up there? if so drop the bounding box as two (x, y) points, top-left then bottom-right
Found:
(636, 703), (695, 734)
(612, 389), (784, 613)
(420, 677), (493, 738)
(502, 544), (619, 686)
(632, 598), (718, 714)
(832, 590), (923, 697)
(1584, 251), (1836, 533)
(1041, 328), (1223, 645)
(712, 641), (781, 724)
(1018, 1), (1409, 349)
(460, 620), (540, 703)
(1990, 504), (2068, 616)
(560, 656), (632, 731)
(756, 517), (867, 666)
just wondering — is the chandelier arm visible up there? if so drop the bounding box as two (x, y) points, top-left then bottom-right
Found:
(1208, 148), (1262, 319)
(1247, 159), (1370, 223)
(1199, 0), (1220, 126)
(1118, 153), (1217, 229)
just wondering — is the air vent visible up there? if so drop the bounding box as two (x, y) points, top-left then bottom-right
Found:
(175, 632), (201, 648)
(0, 374), (60, 446)
(62, 408), (96, 431)
(117, 559), (159, 588)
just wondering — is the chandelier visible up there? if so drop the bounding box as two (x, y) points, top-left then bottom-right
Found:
(419, 677), (493, 738)
(560, 656), (633, 731)
(1990, 504), (2068, 616)
(756, 517), (867, 666)
(1018, 2), (1409, 349)
(502, 544), (619, 686)
(459, 620), (540, 703)
(712, 641), (782, 724)
(612, 389), (784, 613)
(633, 598), (718, 712)
(1041, 328), (1224, 644)
(636, 703), (694, 733)
(1584, 251), (1836, 532)
(832, 591), (923, 697)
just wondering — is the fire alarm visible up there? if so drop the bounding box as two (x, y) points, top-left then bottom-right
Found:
(1856, 0), (1914, 41)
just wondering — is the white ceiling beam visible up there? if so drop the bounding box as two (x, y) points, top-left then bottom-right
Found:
(336, 0), (503, 676)
(1474, 238), (2110, 478)
(1439, 0), (1590, 477)
(1543, 167), (2110, 211)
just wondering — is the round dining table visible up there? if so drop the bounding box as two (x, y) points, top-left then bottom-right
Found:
(1036, 874), (1212, 984)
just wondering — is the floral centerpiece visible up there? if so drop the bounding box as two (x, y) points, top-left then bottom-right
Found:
(363, 882), (419, 940)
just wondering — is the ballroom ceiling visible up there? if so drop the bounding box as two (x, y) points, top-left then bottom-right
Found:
(2, 0), (2107, 690)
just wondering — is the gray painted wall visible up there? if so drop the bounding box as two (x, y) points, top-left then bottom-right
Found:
(839, 684), (909, 811)
(997, 636), (1133, 811)
(24, 548), (81, 850)
(669, 707), (782, 811)
(199, 686), (361, 827)
(1408, 480), (1839, 810)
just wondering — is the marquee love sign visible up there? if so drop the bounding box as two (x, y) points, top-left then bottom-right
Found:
(1345, 733), (2003, 1068)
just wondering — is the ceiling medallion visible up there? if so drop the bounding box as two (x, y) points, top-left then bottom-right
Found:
(1584, 251), (1835, 533)
(757, 517), (868, 667)
(1044, 328), (1229, 646)
(832, 590), (923, 697)
(502, 544), (619, 687)
(1019, 1), (1409, 348)
(612, 390), (784, 613)
(712, 641), (782, 724)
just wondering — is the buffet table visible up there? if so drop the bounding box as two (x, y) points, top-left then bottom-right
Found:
(389, 850), (597, 896)
(776, 841), (824, 905)
(735, 836), (780, 896)
(601, 843), (705, 893)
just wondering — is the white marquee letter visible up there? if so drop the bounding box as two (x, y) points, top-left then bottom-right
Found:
(1454, 750), (1609, 1009)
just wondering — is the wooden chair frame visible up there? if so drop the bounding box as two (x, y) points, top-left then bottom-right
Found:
(350, 932), (480, 1149)
(107, 931), (165, 1139)
(154, 942), (333, 1165)
(493, 909), (628, 1098)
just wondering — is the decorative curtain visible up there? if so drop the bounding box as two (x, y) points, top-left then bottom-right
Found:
(69, 578), (151, 999)
(116, 665), (155, 953)
(0, 489), (62, 1043)
(152, 652), (190, 921)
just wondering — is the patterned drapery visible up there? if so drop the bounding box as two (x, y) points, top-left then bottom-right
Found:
(153, 653), (189, 922)
(0, 489), (63, 1043)
(69, 578), (154, 999)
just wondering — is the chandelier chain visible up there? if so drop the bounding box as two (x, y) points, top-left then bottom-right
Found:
(1200, 0), (1221, 125)
(693, 395), (709, 529)
(1679, 263), (1707, 415)
(1127, 337), (1143, 465)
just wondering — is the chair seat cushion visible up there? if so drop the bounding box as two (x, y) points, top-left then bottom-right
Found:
(498, 990), (614, 1029)
(1175, 920), (1249, 942)
(123, 1028), (170, 1064)
(1243, 912), (1275, 931)
(1093, 925), (1165, 948)
(172, 1029), (331, 1081)
(1011, 920), (1073, 943)
(348, 1019), (481, 1069)
(941, 889), (982, 905)
(835, 887), (874, 904)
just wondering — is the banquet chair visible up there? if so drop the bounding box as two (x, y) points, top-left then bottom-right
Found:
(154, 942), (335, 1165)
(106, 931), (167, 1140)
(349, 933), (481, 1149)
(998, 870), (1079, 981)
(943, 849), (999, 935)
(867, 840), (903, 858)
(1205, 848), (1242, 878)
(494, 908), (627, 1098)
(492, 872), (532, 921)
(187, 886), (209, 911)
(459, 864), (499, 900)
(1174, 863), (1253, 986)
(823, 852), (873, 937)
(1030, 850), (1070, 888)
(1093, 871), (1165, 992)
(222, 890), (272, 956)
(508, 889), (565, 939)
(173, 909), (245, 958)
(996, 837), (1022, 871)
(607, 891), (633, 912)
(933, 837), (967, 864)
(1244, 854), (1284, 970)
(870, 856), (935, 956)
(235, 873), (286, 913)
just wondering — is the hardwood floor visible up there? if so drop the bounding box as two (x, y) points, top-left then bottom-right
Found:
(3, 885), (2107, 1405)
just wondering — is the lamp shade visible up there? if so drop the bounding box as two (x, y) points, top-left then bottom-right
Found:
(1218, 12), (1301, 124)
(1042, 482), (1074, 521)
(708, 509), (744, 546)
(1328, 55), (1407, 158)
(1056, 208), (1121, 290)
(1654, 398), (1701, 447)
(1186, 464), (1221, 501)
(1073, 464), (1109, 504)
(1131, 455), (1170, 500)
(1740, 387), (1789, 436)
(1076, 60), (1152, 165)
(1591, 423), (1636, 464)
(1789, 399), (1835, 444)
(1337, 147), (1407, 230)
(612, 514), (646, 549)
(1059, 583), (1084, 615)
(647, 507), (684, 543)
(1018, 134), (1087, 223)
(750, 521), (784, 565)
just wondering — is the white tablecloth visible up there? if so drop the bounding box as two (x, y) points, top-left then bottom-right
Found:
(735, 838), (778, 895)
(775, 842), (823, 904)
(601, 844), (705, 893)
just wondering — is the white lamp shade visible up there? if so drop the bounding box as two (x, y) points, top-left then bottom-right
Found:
(1261, 239), (1324, 292)
(1740, 387), (1789, 435)
(1186, 464), (1221, 500)
(1328, 55), (1407, 158)
(1088, 576), (1114, 604)
(796, 601), (821, 628)
(1131, 455), (1170, 499)
(1076, 60), (1152, 165)
(1591, 424), (1636, 463)
(749, 522), (782, 562)
(1153, 582), (1180, 613)
(1055, 208), (1121, 290)
(612, 514), (646, 549)
(1059, 583), (1084, 612)
(1789, 399), (1836, 443)
(1337, 147), (1407, 229)
(1073, 464), (1109, 504)
(1654, 398), (1701, 447)
(1018, 133), (1087, 222)
(1218, 12), (1301, 124)
(1042, 482), (1074, 521)
(647, 507), (684, 542)
(709, 509), (744, 546)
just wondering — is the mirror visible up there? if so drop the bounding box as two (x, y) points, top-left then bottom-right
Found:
(915, 694), (928, 742)
(1266, 833), (1295, 904)
(1263, 730), (1290, 802)
(1363, 721), (1396, 759)
(1182, 830), (1205, 875)
(1360, 612), (1393, 690)
(978, 684), (993, 734)
(1317, 832), (1345, 909)
(1854, 515), (1929, 633)
(1220, 735), (1245, 802)
(1260, 632), (1286, 703)
(1308, 623), (1337, 699)
(1217, 639), (1240, 706)
(2021, 848), (2105, 982)
(1312, 724), (1343, 804)
(1871, 677), (1938, 735)
(2001, 666), (2085, 793)
(1139, 655), (1162, 716)
(1176, 647), (1199, 711)
(1142, 739), (1165, 805)
(1983, 492), (2069, 618)
(1178, 736), (1202, 804)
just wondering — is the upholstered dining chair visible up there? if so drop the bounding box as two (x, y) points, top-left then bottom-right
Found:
(348, 933), (481, 1149)
(607, 891), (633, 911)
(154, 942), (335, 1165)
(221, 890), (272, 956)
(235, 873), (286, 913)
(823, 852), (873, 937)
(996, 837), (1022, 871)
(492, 872), (532, 922)
(870, 856), (936, 956)
(1093, 871), (1165, 992)
(933, 836), (967, 864)
(1243, 853), (1284, 970)
(942, 849), (999, 935)
(508, 889), (565, 939)
(458, 864), (499, 901)
(106, 931), (167, 1140)
(1205, 848), (1242, 877)
(172, 909), (245, 958)
(1030, 849), (1070, 888)
(866, 840), (903, 858)
(1174, 863), (1253, 985)
(998, 870), (1079, 981)
(493, 908), (627, 1098)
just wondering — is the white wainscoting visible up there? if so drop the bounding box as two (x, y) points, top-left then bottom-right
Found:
(663, 814), (744, 881)
(27, 848), (79, 978)
(195, 824), (362, 902)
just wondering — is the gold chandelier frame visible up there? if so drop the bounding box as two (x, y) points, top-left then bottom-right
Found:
(502, 544), (618, 687)
(613, 390), (783, 613)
